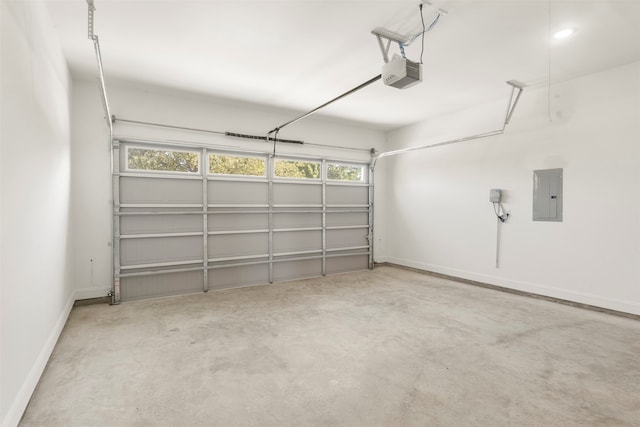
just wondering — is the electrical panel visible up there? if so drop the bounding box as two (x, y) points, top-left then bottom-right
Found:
(533, 168), (563, 222)
(489, 188), (502, 203)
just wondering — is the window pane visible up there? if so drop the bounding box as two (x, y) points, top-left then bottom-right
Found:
(127, 148), (199, 173)
(274, 160), (320, 179)
(209, 154), (266, 176)
(327, 163), (365, 182)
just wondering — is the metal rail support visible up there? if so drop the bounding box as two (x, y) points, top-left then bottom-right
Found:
(375, 35), (392, 63)
(86, 0), (113, 134)
(267, 156), (274, 283)
(267, 75), (382, 152)
(111, 140), (121, 304)
(87, 0), (119, 303)
(368, 160), (375, 270)
(368, 81), (525, 269)
(371, 81), (525, 169)
(321, 159), (327, 275)
(202, 147), (209, 292)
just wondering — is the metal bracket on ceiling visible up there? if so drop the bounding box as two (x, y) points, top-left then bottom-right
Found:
(504, 80), (526, 126)
(370, 80), (526, 170)
(371, 28), (410, 64)
(371, 2), (447, 64)
(374, 35), (392, 63)
(87, 0), (97, 40)
(84, 0), (112, 133)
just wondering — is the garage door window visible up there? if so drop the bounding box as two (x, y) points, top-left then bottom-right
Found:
(327, 163), (366, 182)
(209, 153), (266, 177)
(274, 159), (321, 179)
(126, 147), (200, 174)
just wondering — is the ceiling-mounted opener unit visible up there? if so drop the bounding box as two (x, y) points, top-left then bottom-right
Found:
(263, 3), (446, 153)
(372, 1), (447, 89)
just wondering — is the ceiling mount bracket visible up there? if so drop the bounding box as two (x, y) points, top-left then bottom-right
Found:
(371, 3), (446, 64)
(85, 0), (112, 133)
(374, 34), (392, 63)
(504, 80), (525, 126)
(87, 0), (96, 40)
(371, 28), (410, 63)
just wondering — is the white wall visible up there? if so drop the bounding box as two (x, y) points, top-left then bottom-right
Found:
(71, 78), (386, 298)
(0, 2), (73, 426)
(378, 61), (640, 315)
(1, 2), (635, 425)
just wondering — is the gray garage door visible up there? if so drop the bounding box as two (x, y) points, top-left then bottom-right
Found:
(112, 140), (372, 302)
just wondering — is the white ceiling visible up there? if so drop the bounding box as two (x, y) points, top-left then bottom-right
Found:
(46, 0), (640, 131)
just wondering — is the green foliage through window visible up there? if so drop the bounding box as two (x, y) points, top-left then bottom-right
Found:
(209, 154), (265, 176)
(274, 160), (320, 179)
(327, 163), (365, 182)
(127, 148), (199, 173)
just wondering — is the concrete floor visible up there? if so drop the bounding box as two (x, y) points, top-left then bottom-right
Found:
(21, 266), (640, 426)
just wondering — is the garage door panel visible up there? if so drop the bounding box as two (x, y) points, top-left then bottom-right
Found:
(121, 270), (203, 302)
(273, 183), (321, 205)
(121, 236), (203, 266)
(326, 185), (368, 205)
(273, 213), (322, 229)
(326, 255), (368, 275)
(115, 146), (371, 301)
(208, 264), (268, 290)
(208, 213), (268, 232)
(121, 214), (202, 235)
(208, 233), (269, 259)
(120, 206), (202, 214)
(120, 177), (202, 204)
(208, 181), (268, 205)
(273, 230), (322, 253)
(274, 258), (322, 282)
(326, 212), (368, 227)
(327, 229), (368, 250)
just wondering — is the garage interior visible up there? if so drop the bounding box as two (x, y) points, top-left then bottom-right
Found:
(1, 1), (639, 426)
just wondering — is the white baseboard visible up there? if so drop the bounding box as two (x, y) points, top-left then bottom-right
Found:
(379, 257), (640, 316)
(74, 287), (108, 300)
(1, 291), (75, 427)
(0, 285), (107, 427)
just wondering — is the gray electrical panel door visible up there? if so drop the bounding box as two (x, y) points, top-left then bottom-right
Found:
(113, 142), (372, 302)
(533, 168), (563, 222)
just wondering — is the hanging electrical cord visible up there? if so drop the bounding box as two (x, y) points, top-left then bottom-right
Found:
(493, 202), (510, 223)
(395, 7), (441, 64)
(403, 9), (442, 47)
(492, 200), (509, 268)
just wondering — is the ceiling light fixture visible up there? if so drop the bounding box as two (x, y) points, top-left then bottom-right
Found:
(553, 28), (576, 39)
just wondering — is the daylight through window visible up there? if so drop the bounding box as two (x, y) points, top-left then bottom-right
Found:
(274, 159), (321, 179)
(209, 153), (266, 177)
(327, 163), (365, 182)
(127, 147), (199, 173)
